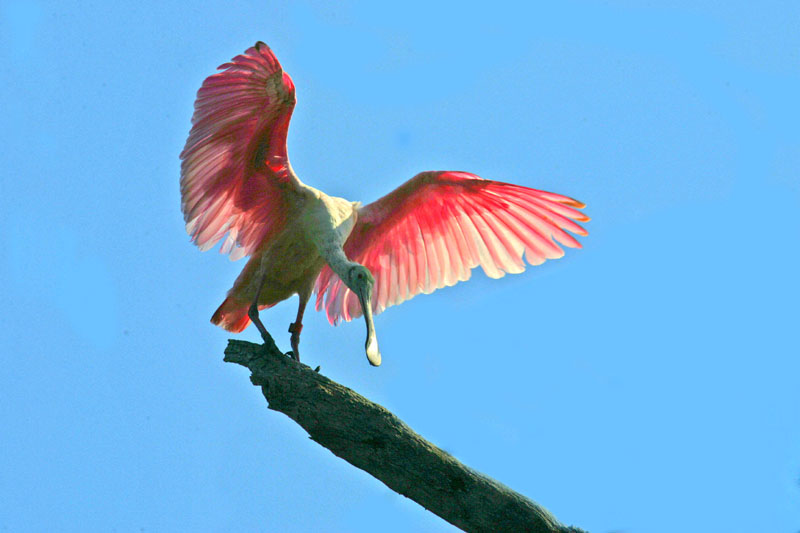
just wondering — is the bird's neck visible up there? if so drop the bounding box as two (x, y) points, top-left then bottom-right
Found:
(321, 245), (356, 288)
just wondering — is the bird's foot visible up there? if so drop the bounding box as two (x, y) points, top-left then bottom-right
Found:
(259, 333), (281, 355)
(255, 328), (277, 348)
(258, 331), (275, 345)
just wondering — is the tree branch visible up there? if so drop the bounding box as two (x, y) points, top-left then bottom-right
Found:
(224, 340), (585, 533)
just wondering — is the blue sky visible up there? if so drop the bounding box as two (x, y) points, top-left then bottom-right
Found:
(1, 1), (799, 531)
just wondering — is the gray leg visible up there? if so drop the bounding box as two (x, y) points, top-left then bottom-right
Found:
(287, 288), (312, 362)
(248, 270), (277, 349)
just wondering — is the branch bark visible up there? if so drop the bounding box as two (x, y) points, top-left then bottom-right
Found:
(224, 340), (585, 533)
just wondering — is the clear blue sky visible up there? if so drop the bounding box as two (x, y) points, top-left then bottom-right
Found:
(2, 1), (799, 531)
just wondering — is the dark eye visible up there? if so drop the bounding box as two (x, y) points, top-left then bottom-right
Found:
(357, 272), (364, 280)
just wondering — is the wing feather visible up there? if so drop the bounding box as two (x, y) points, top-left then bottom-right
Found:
(439, 205), (469, 284)
(457, 196), (506, 278)
(315, 171), (589, 324)
(418, 208), (443, 293)
(180, 42), (301, 259)
(402, 217), (418, 301)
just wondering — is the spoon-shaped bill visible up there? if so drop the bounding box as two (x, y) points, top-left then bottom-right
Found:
(357, 285), (381, 366)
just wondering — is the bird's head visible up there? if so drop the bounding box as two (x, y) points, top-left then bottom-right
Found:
(345, 264), (381, 366)
(346, 263), (375, 292)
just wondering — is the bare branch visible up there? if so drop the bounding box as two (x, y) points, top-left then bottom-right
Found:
(224, 340), (586, 533)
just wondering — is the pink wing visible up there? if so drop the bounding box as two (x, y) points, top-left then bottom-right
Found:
(180, 42), (301, 260)
(314, 171), (589, 324)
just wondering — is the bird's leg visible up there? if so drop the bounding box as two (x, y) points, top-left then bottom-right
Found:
(248, 303), (274, 346)
(248, 270), (278, 352)
(287, 288), (312, 362)
(288, 322), (302, 361)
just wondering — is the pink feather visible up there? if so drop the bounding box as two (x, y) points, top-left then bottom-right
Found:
(180, 42), (298, 258)
(314, 171), (589, 325)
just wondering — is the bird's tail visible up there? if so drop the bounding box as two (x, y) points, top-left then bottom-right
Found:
(211, 297), (251, 333)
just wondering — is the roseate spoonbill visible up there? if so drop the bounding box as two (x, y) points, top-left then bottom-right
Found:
(181, 42), (589, 366)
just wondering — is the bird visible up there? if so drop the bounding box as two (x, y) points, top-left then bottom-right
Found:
(180, 42), (589, 367)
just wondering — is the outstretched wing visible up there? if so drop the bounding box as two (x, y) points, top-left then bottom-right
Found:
(180, 41), (302, 260)
(314, 171), (589, 324)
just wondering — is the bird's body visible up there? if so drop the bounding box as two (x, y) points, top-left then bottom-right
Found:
(211, 186), (359, 334)
(181, 42), (589, 366)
